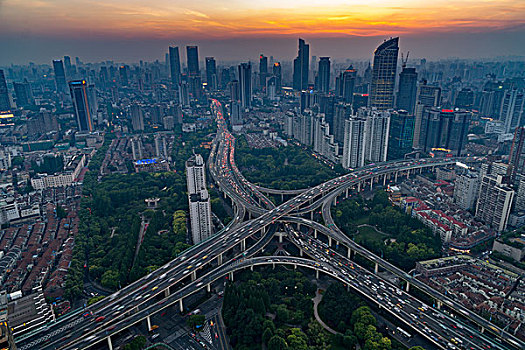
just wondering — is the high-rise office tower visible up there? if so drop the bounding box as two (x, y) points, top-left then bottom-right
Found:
(229, 80), (240, 102)
(69, 80), (95, 132)
(273, 62), (282, 91)
(388, 110), (414, 160)
(169, 46), (182, 87)
(53, 60), (68, 93)
(13, 81), (33, 107)
(418, 108), (470, 156)
(413, 80), (442, 148)
(455, 88), (474, 109)
(370, 37), (399, 110)
(480, 81), (505, 118)
(179, 81), (191, 108)
(119, 65), (129, 86)
(186, 46), (200, 76)
(317, 57), (331, 93)
(293, 38), (309, 90)
(186, 154), (213, 244)
(63, 56), (72, 77)
(333, 103), (351, 144)
(508, 127), (525, 184)
(499, 88), (524, 134)
(0, 70), (11, 112)
(396, 66), (418, 114)
(130, 104), (144, 131)
(475, 175), (514, 232)
(230, 102), (243, 131)
(340, 66), (357, 104)
(238, 63), (252, 108)
(205, 57), (217, 91)
(259, 55), (268, 90)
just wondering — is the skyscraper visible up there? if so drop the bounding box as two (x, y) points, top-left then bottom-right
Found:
(396, 66), (418, 114)
(273, 62), (282, 91)
(499, 88), (524, 134)
(259, 55), (268, 90)
(293, 38), (309, 90)
(186, 154), (213, 244)
(119, 65), (129, 86)
(342, 117), (366, 169)
(168, 46), (182, 87)
(475, 175), (514, 232)
(14, 81), (33, 107)
(205, 57), (217, 91)
(370, 37), (399, 110)
(508, 127), (525, 183)
(387, 110), (414, 160)
(64, 56), (72, 77)
(317, 57), (331, 93)
(418, 108), (471, 156)
(52, 60), (68, 93)
(186, 46), (200, 76)
(69, 80), (95, 132)
(130, 104), (144, 131)
(238, 63), (252, 108)
(0, 70), (10, 112)
(340, 66), (357, 104)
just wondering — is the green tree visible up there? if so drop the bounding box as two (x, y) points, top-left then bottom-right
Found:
(187, 314), (206, 330)
(56, 205), (67, 219)
(268, 335), (288, 350)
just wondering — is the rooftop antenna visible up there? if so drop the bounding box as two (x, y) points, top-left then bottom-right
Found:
(401, 51), (409, 68)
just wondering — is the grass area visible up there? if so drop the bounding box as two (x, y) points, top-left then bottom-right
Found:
(355, 225), (389, 245)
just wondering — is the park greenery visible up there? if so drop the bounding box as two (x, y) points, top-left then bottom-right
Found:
(222, 267), (420, 350)
(333, 191), (441, 271)
(122, 335), (147, 350)
(235, 136), (344, 190)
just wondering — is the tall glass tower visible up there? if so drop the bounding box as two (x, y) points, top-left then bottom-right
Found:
(370, 37), (399, 110)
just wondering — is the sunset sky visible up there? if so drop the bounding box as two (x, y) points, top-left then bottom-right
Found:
(1, 0), (524, 64)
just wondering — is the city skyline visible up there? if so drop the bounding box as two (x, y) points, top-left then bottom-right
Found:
(0, 1), (525, 64)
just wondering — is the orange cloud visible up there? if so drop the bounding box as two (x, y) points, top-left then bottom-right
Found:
(0, 0), (524, 39)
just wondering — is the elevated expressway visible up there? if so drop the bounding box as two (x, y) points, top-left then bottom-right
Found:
(15, 100), (522, 350)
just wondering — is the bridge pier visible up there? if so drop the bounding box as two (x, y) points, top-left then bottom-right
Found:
(370, 179), (373, 191)
(347, 247), (352, 258)
(405, 282), (410, 292)
(314, 229), (317, 239)
(207, 283), (211, 293)
(217, 254), (223, 265)
(357, 182), (361, 192)
(310, 211), (314, 220)
(241, 238), (246, 250)
(394, 172), (398, 182)
(179, 299), (184, 313)
(191, 271), (197, 281)
(107, 336), (113, 350)
(229, 272), (234, 281)
(300, 248), (303, 257)
(407, 169), (410, 179)
(250, 265), (254, 271)
(328, 236), (332, 247)
(481, 326), (485, 334)
(278, 234), (283, 243)
(333, 196), (337, 206)
(164, 288), (170, 297)
(436, 300), (442, 309)
(294, 264), (297, 270)
(281, 193), (284, 202)
(374, 263), (379, 274)
(383, 174), (387, 186)
(316, 270), (319, 279)
(146, 315), (152, 331)
(345, 188), (349, 198)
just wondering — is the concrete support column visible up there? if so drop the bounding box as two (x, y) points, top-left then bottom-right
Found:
(146, 315), (152, 331)
(218, 254), (223, 265)
(333, 196), (337, 206)
(407, 169), (410, 179)
(191, 271), (196, 281)
(272, 263), (275, 270)
(374, 263), (379, 274)
(281, 193), (284, 202)
(314, 229), (317, 239)
(316, 270), (319, 279)
(107, 336), (113, 350)
(241, 238), (246, 251)
(250, 265), (254, 271)
(419, 167), (422, 174)
(481, 326), (485, 334)
(347, 285), (350, 292)
(383, 174), (387, 186)
(405, 282), (410, 292)
(370, 179), (373, 191)
(395, 172), (398, 182)
(347, 248), (351, 258)
(300, 249), (303, 257)
(328, 236), (332, 247)
(179, 299), (184, 313)
(229, 271), (234, 281)
(310, 211), (314, 220)
(207, 283), (211, 293)
(278, 234), (283, 243)
(436, 301), (442, 309)
(346, 188), (349, 198)
(294, 264), (297, 270)
(164, 288), (170, 298)
(357, 182), (361, 192)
